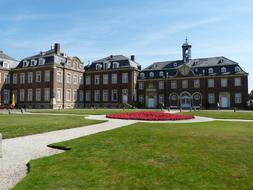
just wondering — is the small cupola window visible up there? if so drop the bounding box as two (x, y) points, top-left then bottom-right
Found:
(208, 68), (213, 74)
(221, 67), (226, 73)
(149, 72), (154, 78)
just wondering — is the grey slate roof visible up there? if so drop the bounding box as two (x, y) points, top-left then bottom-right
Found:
(141, 56), (247, 78)
(85, 55), (141, 71)
(0, 50), (18, 62)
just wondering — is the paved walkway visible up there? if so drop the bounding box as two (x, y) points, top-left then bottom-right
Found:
(1, 113), (253, 190)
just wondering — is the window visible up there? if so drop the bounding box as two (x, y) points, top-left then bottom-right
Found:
(139, 95), (144, 104)
(103, 62), (110, 70)
(4, 73), (10, 84)
(139, 82), (144, 90)
(208, 93), (215, 104)
(27, 89), (33, 101)
(36, 88), (41, 101)
(159, 71), (164, 77)
(85, 76), (91, 85)
(79, 75), (84, 85)
(112, 89), (118, 101)
(3, 62), (9, 68)
(96, 64), (102, 70)
(85, 91), (91, 101)
(235, 66), (241, 72)
(73, 74), (78, 84)
(57, 71), (62, 83)
(94, 75), (100, 85)
(44, 88), (50, 101)
(31, 60), (37, 66)
(208, 68), (213, 74)
(235, 93), (242, 104)
(140, 73), (145, 78)
(159, 95), (164, 104)
(221, 67), (226, 73)
(208, 79), (214, 88)
(20, 89), (25, 102)
(234, 77), (241, 87)
(103, 74), (109, 84)
(149, 72), (154, 78)
(122, 73), (128, 83)
(73, 90), (77, 102)
(39, 58), (45, 65)
(66, 89), (71, 101)
(36, 71), (41, 82)
(182, 80), (188, 89)
(3, 89), (10, 104)
(28, 72), (33, 83)
(103, 90), (109, 101)
(159, 81), (164, 89)
(112, 73), (117, 84)
(194, 79), (200, 88)
(79, 90), (84, 101)
(13, 74), (17, 84)
(23, 60), (29, 67)
(171, 94), (177, 101)
(221, 78), (228, 87)
(57, 88), (62, 101)
(94, 90), (100, 102)
(45, 70), (50, 82)
(173, 62), (177, 67)
(112, 62), (119, 69)
(171, 80), (177, 89)
(20, 73), (25, 84)
(67, 73), (72, 84)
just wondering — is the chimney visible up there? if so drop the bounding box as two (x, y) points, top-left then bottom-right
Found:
(54, 43), (60, 54)
(130, 55), (135, 61)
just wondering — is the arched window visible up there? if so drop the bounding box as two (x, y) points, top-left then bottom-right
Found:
(96, 64), (102, 70)
(208, 68), (213, 74)
(140, 72), (145, 78)
(103, 62), (110, 70)
(221, 67), (226, 73)
(235, 66), (241, 72)
(149, 72), (154, 78)
(159, 71), (164, 77)
(112, 62), (119, 69)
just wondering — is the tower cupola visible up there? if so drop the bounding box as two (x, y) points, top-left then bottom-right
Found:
(182, 37), (192, 62)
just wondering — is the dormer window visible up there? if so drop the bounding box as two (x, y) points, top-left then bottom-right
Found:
(96, 64), (102, 70)
(173, 63), (177, 67)
(208, 68), (213, 74)
(112, 62), (119, 69)
(103, 62), (110, 70)
(39, 58), (45, 65)
(221, 67), (226, 73)
(31, 60), (37, 66)
(140, 72), (145, 78)
(235, 66), (241, 72)
(149, 72), (154, 78)
(159, 71), (164, 77)
(23, 60), (29, 67)
(3, 62), (9, 68)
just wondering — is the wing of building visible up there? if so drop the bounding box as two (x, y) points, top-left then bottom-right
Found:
(137, 40), (248, 109)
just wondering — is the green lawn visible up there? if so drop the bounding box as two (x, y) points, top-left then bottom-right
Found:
(183, 111), (253, 120)
(0, 114), (104, 139)
(14, 121), (253, 190)
(30, 108), (156, 115)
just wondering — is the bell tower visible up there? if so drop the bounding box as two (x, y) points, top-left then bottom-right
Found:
(182, 37), (191, 63)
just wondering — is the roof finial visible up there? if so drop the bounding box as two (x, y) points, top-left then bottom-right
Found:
(185, 36), (188, 43)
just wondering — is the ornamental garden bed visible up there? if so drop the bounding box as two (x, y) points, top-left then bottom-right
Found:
(106, 111), (194, 121)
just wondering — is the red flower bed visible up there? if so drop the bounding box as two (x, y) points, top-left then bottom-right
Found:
(106, 111), (194, 121)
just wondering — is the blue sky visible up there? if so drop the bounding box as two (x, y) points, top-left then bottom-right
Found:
(1, 0), (253, 91)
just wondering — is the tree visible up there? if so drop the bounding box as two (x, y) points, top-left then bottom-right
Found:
(249, 90), (253, 99)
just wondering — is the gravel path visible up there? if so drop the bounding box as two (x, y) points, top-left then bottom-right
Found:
(1, 114), (253, 190)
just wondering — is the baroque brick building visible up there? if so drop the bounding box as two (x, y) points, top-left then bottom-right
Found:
(137, 39), (248, 109)
(9, 43), (84, 109)
(84, 55), (141, 108)
(0, 40), (249, 109)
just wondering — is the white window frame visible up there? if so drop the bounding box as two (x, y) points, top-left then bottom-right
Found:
(208, 93), (215, 104)
(45, 70), (50, 82)
(36, 71), (41, 82)
(94, 75), (100, 85)
(208, 79), (214, 88)
(112, 73), (117, 84)
(234, 77), (241, 87)
(103, 89), (109, 102)
(194, 79), (200, 88)
(112, 89), (118, 102)
(28, 72), (33, 83)
(20, 89), (25, 102)
(85, 76), (91, 85)
(103, 74), (109, 85)
(94, 90), (100, 102)
(159, 81), (164, 90)
(44, 88), (50, 101)
(122, 73), (128, 84)
(235, 93), (242, 104)
(35, 88), (41, 101)
(182, 80), (188, 89)
(27, 89), (33, 102)
(171, 80), (177, 89)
